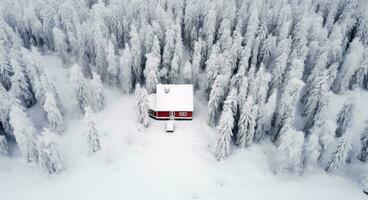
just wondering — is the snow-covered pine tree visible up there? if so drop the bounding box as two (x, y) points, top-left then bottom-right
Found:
(151, 34), (161, 61)
(260, 34), (277, 67)
(119, 44), (133, 94)
(254, 91), (277, 143)
(70, 63), (89, 113)
(301, 50), (328, 130)
(269, 38), (291, 92)
(44, 92), (64, 135)
(202, 4), (217, 54)
(90, 72), (105, 112)
(191, 39), (202, 90)
(236, 96), (257, 148)
(326, 135), (352, 173)
(9, 102), (38, 163)
(0, 40), (13, 91)
(0, 84), (12, 135)
(37, 128), (63, 174)
(215, 89), (237, 161)
(335, 100), (354, 138)
(84, 106), (101, 153)
(304, 85), (331, 169)
(272, 78), (304, 142)
(161, 24), (176, 83)
(135, 84), (149, 127)
(169, 25), (183, 84)
(53, 27), (69, 64)
(183, 60), (192, 84)
(107, 39), (119, 86)
(205, 43), (221, 92)
(144, 53), (160, 93)
(358, 120), (368, 162)
(274, 120), (305, 174)
(9, 56), (35, 108)
(207, 75), (229, 127)
(0, 135), (8, 157)
(303, 131), (322, 170)
(333, 38), (365, 93)
(130, 24), (142, 85)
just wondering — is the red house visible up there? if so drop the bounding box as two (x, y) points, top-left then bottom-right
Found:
(148, 84), (193, 120)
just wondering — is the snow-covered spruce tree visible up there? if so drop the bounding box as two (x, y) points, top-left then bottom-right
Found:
(151, 34), (161, 60)
(269, 38), (291, 92)
(215, 89), (237, 161)
(272, 79), (304, 141)
(9, 102), (38, 163)
(335, 100), (354, 138)
(207, 75), (229, 127)
(84, 106), (101, 153)
(144, 53), (160, 93)
(333, 38), (365, 93)
(0, 41), (13, 91)
(135, 84), (149, 128)
(9, 56), (35, 108)
(217, 19), (232, 53)
(191, 39), (202, 90)
(202, 4), (217, 54)
(52, 27), (69, 64)
(304, 86), (331, 170)
(260, 34), (277, 67)
(0, 84), (12, 135)
(37, 128), (63, 174)
(205, 44), (221, 92)
(70, 63), (89, 113)
(358, 120), (368, 162)
(130, 25), (142, 85)
(119, 44), (133, 94)
(236, 96), (257, 148)
(254, 91), (277, 143)
(90, 72), (105, 112)
(274, 120), (305, 174)
(44, 92), (64, 135)
(169, 26), (183, 84)
(23, 47), (59, 106)
(90, 3), (109, 81)
(183, 60), (192, 84)
(301, 50), (328, 130)
(326, 135), (352, 173)
(161, 24), (176, 83)
(107, 39), (119, 87)
(0, 135), (8, 157)
(140, 23), (154, 57)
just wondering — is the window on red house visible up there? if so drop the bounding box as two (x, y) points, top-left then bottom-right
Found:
(179, 112), (187, 117)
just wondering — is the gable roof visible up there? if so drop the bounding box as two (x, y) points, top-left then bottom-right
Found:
(149, 84), (193, 111)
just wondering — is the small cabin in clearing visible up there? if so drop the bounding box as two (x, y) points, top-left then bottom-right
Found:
(148, 84), (193, 120)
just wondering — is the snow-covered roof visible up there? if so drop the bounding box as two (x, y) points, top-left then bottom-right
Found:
(149, 84), (193, 111)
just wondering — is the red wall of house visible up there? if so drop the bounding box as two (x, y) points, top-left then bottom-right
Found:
(152, 111), (193, 119)
(157, 111), (169, 118)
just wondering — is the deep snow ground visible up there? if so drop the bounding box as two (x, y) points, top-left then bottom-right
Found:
(0, 55), (366, 200)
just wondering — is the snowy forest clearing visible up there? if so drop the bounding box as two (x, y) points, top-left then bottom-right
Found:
(1, 0), (368, 198)
(0, 99), (365, 200)
(0, 55), (365, 200)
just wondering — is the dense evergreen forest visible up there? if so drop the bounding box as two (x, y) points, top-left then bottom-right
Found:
(0, 0), (367, 181)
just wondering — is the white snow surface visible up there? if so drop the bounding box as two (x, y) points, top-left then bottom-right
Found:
(0, 55), (366, 200)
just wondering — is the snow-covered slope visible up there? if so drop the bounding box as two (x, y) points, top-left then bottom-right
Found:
(0, 56), (365, 200)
